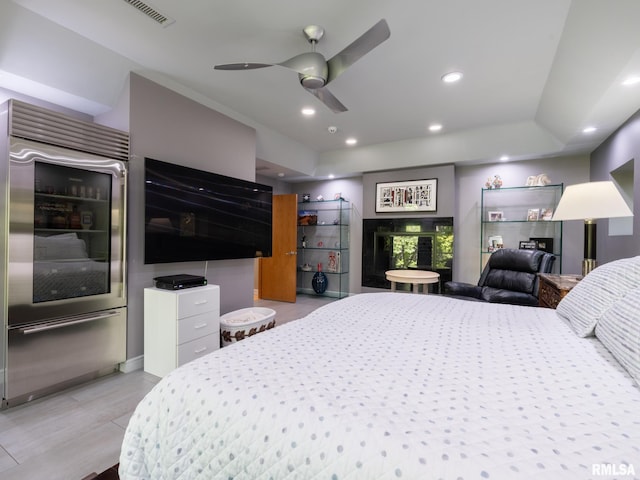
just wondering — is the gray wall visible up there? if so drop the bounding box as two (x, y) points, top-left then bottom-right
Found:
(256, 174), (293, 195)
(590, 109), (640, 263)
(125, 74), (259, 359)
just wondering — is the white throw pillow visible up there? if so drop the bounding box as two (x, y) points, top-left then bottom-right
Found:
(595, 287), (640, 385)
(556, 256), (640, 337)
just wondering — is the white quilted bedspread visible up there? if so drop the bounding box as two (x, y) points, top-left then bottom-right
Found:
(120, 293), (640, 479)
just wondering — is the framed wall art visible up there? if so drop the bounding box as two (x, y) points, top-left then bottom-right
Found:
(375, 179), (437, 213)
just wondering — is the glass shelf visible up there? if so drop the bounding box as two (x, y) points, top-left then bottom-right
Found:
(297, 198), (350, 298)
(480, 184), (563, 273)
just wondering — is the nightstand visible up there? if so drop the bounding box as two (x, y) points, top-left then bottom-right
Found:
(144, 284), (220, 377)
(538, 273), (582, 309)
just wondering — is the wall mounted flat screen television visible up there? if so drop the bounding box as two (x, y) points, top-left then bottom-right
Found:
(144, 158), (272, 264)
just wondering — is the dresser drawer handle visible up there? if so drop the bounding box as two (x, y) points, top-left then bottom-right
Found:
(194, 300), (208, 305)
(194, 347), (208, 354)
(194, 323), (208, 329)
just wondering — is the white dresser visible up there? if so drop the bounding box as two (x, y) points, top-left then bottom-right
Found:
(143, 284), (220, 377)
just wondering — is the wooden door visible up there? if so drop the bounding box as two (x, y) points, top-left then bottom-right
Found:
(259, 194), (297, 302)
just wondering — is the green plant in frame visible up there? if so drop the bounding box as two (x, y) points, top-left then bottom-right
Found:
(391, 235), (418, 269)
(434, 225), (453, 269)
(379, 223), (453, 271)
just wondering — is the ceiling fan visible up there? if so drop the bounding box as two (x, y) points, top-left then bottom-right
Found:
(214, 19), (390, 113)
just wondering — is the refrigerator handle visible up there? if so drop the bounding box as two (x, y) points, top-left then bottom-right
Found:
(18, 311), (120, 335)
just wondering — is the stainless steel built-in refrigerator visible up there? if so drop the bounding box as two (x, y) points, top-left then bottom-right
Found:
(1, 100), (129, 407)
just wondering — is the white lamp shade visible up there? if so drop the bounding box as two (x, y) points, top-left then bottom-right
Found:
(552, 181), (633, 221)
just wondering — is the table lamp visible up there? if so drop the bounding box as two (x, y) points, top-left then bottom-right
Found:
(552, 181), (633, 276)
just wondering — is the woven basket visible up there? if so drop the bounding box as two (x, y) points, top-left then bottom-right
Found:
(220, 307), (276, 346)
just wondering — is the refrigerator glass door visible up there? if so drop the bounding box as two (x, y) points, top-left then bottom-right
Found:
(8, 139), (127, 326)
(33, 162), (113, 302)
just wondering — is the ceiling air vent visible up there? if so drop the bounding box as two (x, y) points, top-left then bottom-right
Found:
(123, 0), (175, 27)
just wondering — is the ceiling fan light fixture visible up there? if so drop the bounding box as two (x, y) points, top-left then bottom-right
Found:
(300, 75), (326, 89)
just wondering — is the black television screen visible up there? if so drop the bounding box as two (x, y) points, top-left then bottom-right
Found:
(144, 158), (272, 264)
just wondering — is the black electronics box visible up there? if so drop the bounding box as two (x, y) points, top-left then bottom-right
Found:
(154, 274), (207, 290)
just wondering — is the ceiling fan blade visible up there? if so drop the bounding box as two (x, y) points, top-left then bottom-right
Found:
(214, 63), (273, 71)
(305, 87), (348, 113)
(326, 19), (390, 84)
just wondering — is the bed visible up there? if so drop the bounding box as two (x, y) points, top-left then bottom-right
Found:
(120, 256), (640, 479)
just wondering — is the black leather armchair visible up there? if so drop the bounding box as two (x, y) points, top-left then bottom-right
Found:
(443, 248), (556, 306)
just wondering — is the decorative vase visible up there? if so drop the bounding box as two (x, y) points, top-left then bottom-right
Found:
(311, 263), (328, 294)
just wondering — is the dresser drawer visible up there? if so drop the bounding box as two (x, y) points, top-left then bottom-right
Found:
(178, 333), (219, 366)
(539, 281), (560, 308)
(538, 274), (581, 309)
(176, 287), (219, 319)
(178, 311), (218, 345)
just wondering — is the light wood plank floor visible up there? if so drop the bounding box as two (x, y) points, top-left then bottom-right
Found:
(0, 294), (335, 479)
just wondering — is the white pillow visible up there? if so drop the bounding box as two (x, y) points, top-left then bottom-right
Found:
(34, 234), (88, 260)
(43, 232), (78, 240)
(595, 287), (640, 385)
(556, 256), (640, 337)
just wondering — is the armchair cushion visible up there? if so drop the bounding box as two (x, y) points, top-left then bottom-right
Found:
(442, 281), (483, 299)
(480, 287), (539, 306)
(483, 269), (536, 294)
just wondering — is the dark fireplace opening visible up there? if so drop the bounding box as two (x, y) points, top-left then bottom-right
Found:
(362, 217), (454, 290)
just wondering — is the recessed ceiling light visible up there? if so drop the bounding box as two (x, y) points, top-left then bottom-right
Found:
(622, 76), (640, 86)
(345, 137), (357, 145)
(328, 174), (335, 179)
(583, 126), (597, 134)
(500, 155), (509, 162)
(301, 107), (316, 116)
(429, 124), (443, 132)
(442, 71), (463, 83)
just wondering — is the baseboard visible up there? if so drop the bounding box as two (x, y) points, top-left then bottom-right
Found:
(119, 355), (144, 373)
